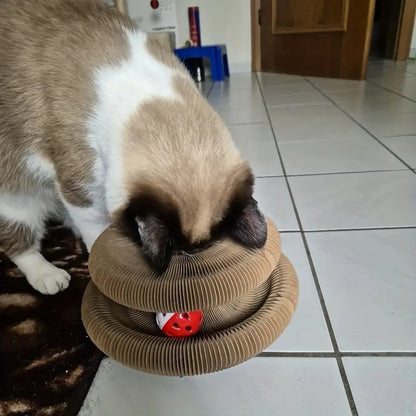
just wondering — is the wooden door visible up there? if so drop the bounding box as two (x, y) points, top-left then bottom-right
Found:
(259, 0), (376, 79)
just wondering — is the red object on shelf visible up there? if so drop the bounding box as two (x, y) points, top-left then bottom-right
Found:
(188, 7), (201, 46)
(156, 311), (203, 337)
(150, 0), (159, 9)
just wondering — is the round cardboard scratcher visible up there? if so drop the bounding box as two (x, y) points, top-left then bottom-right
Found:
(88, 218), (281, 313)
(81, 254), (298, 376)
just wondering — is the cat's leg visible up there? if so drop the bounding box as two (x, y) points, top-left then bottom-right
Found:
(12, 248), (71, 295)
(62, 213), (82, 238)
(0, 191), (71, 295)
(56, 155), (110, 251)
(61, 201), (109, 251)
(53, 199), (82, 238)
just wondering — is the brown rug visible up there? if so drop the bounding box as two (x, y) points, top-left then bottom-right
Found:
(0, 224), (103, 416)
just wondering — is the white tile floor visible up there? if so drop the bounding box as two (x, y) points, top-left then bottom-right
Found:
(79, 60), (416, 416)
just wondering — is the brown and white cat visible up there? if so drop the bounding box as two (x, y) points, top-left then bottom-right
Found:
(0, 0), (267, 295)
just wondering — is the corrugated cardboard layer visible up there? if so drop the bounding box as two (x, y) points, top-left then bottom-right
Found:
(82, 254), (298, 377)
(88, 219), (281, 313)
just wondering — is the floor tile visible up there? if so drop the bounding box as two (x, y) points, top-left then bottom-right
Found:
(228, 123), (283, 177)
(366, 66), (412, 81)
(80, 61), (416, 416)
(327, 89), (416, 115)
(349, 111), (416, 139)
(306, 229), (416, 351)
(196, 80), (213, 97)
(264, 91), (330, 108)
(213, 73), (258, 91)
(389, 60), (416, 74)
(343, 357), (416, 415)
(380, 135), (416, 168)
(218, 106), (269, 125)
(266, 233), (332, 352)
(370, 75), (416, 98)
(254, 177), (299, 231)
(208, 88), (264, 111)
(80, 358), (350, 416)
(259, 82), (317, 95)
(288, 171), (416, 230)
(268, 105), (372, 142)
(279, 136), (405, 175)
(256, 72), (307, 87)
(323, 85), (381, 100)
(307, 76), (369, 92)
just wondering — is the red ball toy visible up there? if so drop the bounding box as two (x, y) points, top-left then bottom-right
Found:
(156, 311), (203, 337)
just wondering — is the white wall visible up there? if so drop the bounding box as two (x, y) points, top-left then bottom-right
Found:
(126, 0), (252, 73)
(126, 0), (177, 34)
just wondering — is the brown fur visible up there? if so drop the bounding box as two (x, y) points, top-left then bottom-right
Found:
(0, 220), (36, 256)
(145, 35), (184, 71)
(0, 0), (265, 274)
(0, 0), (132, 204)
(123, 74), (252, 244)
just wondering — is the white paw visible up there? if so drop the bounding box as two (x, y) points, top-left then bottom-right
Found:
(27, 264), (71, 295)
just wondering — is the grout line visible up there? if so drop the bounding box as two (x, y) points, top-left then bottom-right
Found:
(341, 352), (416, 357)
(255, 174), (286, 179)
(226, 121), (270, 127)
(255, 73), (359, 416)
(258, 352), (416, 358)
(366, 79), (416, 104)
(256, 169), (408, 179)
(258, 352), (334, 358)
(285, 169), (407, 178)
(304, 226), (416, 232)
(278, 226), (416, 233)
(380, 133), (416, 138)
(305, 79), (416, 174)
(367, 61), (416, 77)
(205, 80), (216, 99)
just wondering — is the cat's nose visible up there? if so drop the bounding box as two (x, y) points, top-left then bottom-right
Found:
(180, 240), (213, 255)
(184, 246), (204, 254)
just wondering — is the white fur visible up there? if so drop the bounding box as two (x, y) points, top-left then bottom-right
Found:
(0, 189), (70, 295)
(66, 29), (182, 251)
(62, 202), (109, 251)
(87, 30), (180, 215)
(25, 153), (56, 184)
(0, 189), (56, 231)
(11, 249), (70, 295)
(2, 30), (183, 295)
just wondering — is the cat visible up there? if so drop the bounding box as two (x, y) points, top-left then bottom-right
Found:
(0, 0), (267, 295)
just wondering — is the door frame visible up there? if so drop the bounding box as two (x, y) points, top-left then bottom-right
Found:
(251, 0), (416, 73)
(395, 0), (416, 60)
(251, 0), (262, 71)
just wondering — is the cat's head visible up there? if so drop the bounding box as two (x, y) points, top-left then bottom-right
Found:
(113, 67), (267, 271)
(117, 165), (267, 273)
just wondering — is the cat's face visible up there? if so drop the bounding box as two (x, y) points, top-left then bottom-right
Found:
(118, 170), (267, 272)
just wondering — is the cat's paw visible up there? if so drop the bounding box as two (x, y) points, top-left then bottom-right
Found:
(27, 264), (71, 295)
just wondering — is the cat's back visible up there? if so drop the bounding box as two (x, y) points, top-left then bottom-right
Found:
(0, 0), (133, 135)
(0, 0), (133, 191)
(0, 0), (132, 69)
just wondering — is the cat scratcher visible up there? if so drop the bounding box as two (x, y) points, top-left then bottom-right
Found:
(81, 219), (298, 376)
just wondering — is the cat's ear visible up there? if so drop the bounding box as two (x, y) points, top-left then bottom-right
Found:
(229, 197), (267, 249)
(137, 215), (173, 273)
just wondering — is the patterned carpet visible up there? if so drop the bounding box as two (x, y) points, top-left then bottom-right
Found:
(0, 224), (103, 416)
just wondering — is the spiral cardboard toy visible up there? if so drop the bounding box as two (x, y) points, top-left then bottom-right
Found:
(81, 218), (299, 377)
